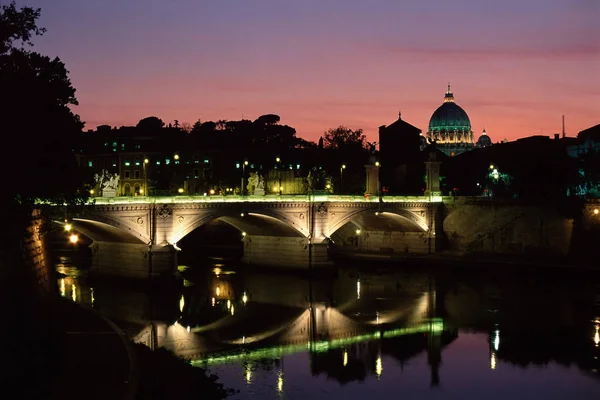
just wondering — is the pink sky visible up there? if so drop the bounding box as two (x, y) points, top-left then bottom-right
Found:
(22, 0), (600, 144)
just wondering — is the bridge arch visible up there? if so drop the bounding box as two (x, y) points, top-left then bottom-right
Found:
(56, 218), (147, 244)
(172, 208), (309, 244)
(327, 208), (429, 237)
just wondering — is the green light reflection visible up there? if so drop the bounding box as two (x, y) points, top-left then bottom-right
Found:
(191, 319), (444, 367)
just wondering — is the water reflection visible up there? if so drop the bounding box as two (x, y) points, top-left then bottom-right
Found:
(55, 258), (600, 399)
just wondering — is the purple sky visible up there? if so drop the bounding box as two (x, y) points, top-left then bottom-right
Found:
(18, 0), (600, 143)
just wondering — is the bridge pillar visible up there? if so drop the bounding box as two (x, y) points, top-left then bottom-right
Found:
(89, 241), (177, 279)
(241, 236), (332, 269)
(364, 164), (380, 196)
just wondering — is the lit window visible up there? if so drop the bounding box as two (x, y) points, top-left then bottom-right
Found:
(175, 160), (180, 165)
(88, 160), (93, 167)
(156, 161), (161, 165)
(165, 159), (170, 165)
(135, 161), (140, 166)
(204, 159), (209, 164)
(112, 142), (117, 147)
(125, 161), (130, 166)
(296, 164), (300, 169)
(195, 160), (199, 164)
(236, 163), (240, 169)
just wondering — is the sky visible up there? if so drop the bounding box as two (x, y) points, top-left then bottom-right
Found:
(17, 0), (600, 143)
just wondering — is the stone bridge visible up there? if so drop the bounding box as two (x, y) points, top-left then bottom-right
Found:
(64, 194), (444, 278)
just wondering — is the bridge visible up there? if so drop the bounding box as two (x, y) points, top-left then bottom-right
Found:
(65, 194), (444, 278)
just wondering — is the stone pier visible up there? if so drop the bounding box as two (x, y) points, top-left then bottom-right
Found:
(89, 242), (177, 279)
(241, 235), (331, 269)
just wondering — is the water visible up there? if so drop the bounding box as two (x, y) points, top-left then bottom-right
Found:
(55, 257), (600, 399)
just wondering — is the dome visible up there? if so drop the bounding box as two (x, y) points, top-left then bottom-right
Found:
(428, 86), (471, 133)
(476, 129), (493, 148)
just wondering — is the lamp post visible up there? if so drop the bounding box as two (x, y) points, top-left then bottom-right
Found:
(276, 157), (282, 195)
(241, 160), (249, 196)
(340, 164), (346, 194)
(143, 158), (149, 196)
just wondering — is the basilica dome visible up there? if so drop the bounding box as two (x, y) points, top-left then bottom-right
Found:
(476, 129), (493, 148)
(426, 85), (474, 156)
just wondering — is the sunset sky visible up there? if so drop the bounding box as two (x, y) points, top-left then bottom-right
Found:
(21, 0), (599, 143)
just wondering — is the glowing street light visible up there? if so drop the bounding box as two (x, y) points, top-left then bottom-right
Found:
(174, 154), (180, 160)
(178, 188), (184, 194)
(594, 208), (599, 215)
(242, 160), (249, 195)
(340, 164), (346, 194)
(64, 223), (72, 232)
(69, 234), (79, 244)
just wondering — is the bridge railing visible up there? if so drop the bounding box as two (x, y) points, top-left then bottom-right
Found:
(88, 194), (444, 205)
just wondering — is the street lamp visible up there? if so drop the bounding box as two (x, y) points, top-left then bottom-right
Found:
(143, 158), (149, 196)
(241, 160), (249, 195)
(275, 157), (282, 195)
(340, 164), (346, 194)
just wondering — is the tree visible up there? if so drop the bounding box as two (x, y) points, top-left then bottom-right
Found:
(0, 1), (45, 54)
(322, 126), (367, 151)
(1, 1), (87, 203)
(136, 116), (164, 134)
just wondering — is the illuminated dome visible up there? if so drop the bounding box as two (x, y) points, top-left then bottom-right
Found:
(476, 129), (493, 148)
(426, 84), (474, 156)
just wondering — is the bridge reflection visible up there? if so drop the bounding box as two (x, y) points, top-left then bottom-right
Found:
(57, 261), (600, 387)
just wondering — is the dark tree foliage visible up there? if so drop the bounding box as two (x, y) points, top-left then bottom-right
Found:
(322, 126), (367, 151)
(0, 1), (88, 205)
(0, 1), (45, 54)
(136, 116), (165, 134)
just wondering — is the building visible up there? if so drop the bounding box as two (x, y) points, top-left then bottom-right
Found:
(426, 85), (475, 157)
(378, 112), (428, 194)
(475, 129), (493, 148)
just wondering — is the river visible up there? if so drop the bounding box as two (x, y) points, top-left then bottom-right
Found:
(55, 256), (600, 399)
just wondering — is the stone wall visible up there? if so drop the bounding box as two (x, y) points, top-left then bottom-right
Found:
(21, 208), (55, 295)
(241, 235), (330, 268)
(442, 198), (574, 257)
(90, 241), (177, 279)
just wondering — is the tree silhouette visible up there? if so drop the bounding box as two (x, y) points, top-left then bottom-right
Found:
(136, 116), (165, 134)
(323, 126), (367, 151)
(1, 1), (87, 203)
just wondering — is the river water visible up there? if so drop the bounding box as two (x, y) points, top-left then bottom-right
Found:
(55, 257), (600, 399)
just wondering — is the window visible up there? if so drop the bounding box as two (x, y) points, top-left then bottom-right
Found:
(134, 157), (140, 166)
(165, 159), (171, 165)
(125, 170), (130, 179)
(124, 183), (131, 196)
(204, 159), (209, 164)
(124, 161), (130, 166)
(134, 170), (140, 179)
(156, 161), (161, 165)
(112, 159), (117, 167)
(88, 160), (93, 167)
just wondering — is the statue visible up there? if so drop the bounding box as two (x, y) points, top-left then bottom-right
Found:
(246, 172), (258, 193)
(93, 169), (119, 197)
(254, 174), (265, 195)
(105, 173), (119, 190)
